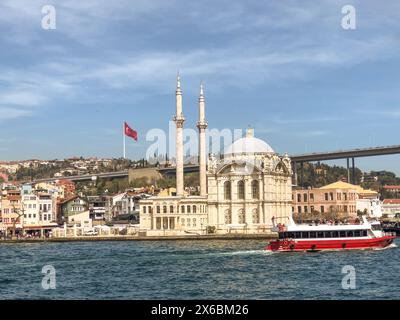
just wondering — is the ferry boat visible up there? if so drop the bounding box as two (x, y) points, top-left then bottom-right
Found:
(267, 216), (396, 252)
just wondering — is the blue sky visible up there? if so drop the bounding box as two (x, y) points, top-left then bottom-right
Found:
(0, 0), (400, 174)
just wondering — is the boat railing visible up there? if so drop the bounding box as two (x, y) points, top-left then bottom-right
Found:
(382, 231), (397, 237)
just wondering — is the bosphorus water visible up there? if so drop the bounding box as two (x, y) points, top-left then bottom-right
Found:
(0, 239), (398, 299)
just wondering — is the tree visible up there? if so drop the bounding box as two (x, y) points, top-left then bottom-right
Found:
(9, 204), (25, 240)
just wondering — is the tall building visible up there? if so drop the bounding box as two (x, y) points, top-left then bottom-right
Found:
(139, 76), (292, 236)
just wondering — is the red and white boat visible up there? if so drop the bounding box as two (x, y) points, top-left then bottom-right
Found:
(267, 216), (396, 252)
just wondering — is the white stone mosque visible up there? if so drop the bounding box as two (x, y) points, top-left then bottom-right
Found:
(139, 75), (292, 236)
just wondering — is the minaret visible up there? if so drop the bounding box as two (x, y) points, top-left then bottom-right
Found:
(174, 73), (185, 196)
(197, 82), (208, 196)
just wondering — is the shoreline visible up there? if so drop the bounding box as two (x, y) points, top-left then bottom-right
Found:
(0, 233), (277, 243)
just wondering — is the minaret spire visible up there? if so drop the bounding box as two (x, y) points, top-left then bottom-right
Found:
(200, 81), (204, 97)
(174, 72), (185, 196)
(176, 71), (181, 90)
(197, 81), (208, 196)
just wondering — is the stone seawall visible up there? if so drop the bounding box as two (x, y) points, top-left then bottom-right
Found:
(0, 233), (277, 243)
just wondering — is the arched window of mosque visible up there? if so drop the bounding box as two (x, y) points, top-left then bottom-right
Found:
(224, 210), (231, 224)
(163, 206), (167, 214)
(156, 218), (161, 229)
(193, 206), (197, 214)
(187, 205), (191, 213)
(252, 180), (259, 199)
(187, 219), (191, 227)
(149, 206), (153, 213)
(224, 181), (231, 200)
(238, 209), (245, 224)
(143, 206), (147, 214)
(238, 181), (245, 200)
(181, 218), (185, 226)
(170, 205), (174, 213)
(193, 218), (196, 227)
(156, 206), (160, 214)
(181, 206), (185, 213)
(252, 209), (260, 224)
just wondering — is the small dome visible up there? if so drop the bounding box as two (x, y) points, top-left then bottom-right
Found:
(224, 128), (275, 155)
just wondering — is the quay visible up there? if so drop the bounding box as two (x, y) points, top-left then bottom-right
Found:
(0, 233), (277, 243)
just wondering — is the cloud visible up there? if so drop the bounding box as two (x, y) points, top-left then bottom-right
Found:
(354, 108), (400, 119)
(0, 0), (399, 120)
(0, 107), (31, 120)
(0, 91), (47, 107)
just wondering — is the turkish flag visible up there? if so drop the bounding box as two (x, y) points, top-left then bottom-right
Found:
(124, 122), (138, 141)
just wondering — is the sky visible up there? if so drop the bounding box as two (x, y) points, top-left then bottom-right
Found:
(0, 0), (400, 174)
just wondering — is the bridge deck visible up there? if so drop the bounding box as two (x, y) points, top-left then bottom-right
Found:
(31, 145), (400, 183)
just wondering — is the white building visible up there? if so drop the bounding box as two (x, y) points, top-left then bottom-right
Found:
(356, 198), (382, 218)
(207, 130), (292, 233)
(111, 192), (140, 217)
(382, 199), (400, 218)
(22, 193), (55, 224)
(139, 76), (292, 236)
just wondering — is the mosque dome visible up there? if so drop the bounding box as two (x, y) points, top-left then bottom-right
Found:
(224, 128), (275, 155)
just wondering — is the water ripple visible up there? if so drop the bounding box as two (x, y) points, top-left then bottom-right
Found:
(0, 239), (398, 299)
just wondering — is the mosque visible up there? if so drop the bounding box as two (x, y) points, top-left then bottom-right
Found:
(139, 75), (293, 236)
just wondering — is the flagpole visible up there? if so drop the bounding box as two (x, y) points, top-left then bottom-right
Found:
(123, 121), (126, 159)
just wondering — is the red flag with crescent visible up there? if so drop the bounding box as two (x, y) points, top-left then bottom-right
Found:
(124, 122), (137, 141)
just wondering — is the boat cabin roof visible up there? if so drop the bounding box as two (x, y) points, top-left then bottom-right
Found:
(286, 223), (369, 232)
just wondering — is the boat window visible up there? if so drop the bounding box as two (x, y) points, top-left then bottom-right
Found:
(331, 231), (339, 238)
(294, 232), (301, 239)
(324, 231), (331, 238)
(302, 232), (309, 238)
(362, 230), (368, 236)
(287, 232), (295, 239)
(371, 224), (382, 231)
(339, 231), (346, 237)
(310, 232), (317, 238)
(317, 232), (324, 238)
(279, 233), (284, 239)
(354, 230), (361, 237)
(347, 231), (354, 237)
(284, 232), (289, 239)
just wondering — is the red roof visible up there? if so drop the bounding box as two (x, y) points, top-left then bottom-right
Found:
(383, 199), (400, 204)
(383, 185), (400, 190)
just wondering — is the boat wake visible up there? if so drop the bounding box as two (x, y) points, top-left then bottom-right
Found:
(209, 249), (274, 257)
(372, 243), (398, 251)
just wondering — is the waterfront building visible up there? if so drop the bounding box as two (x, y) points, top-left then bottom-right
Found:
(382, 199), (400, 218)
(111, 191), (144, 221)
(292, 180), (379, 219)
(139, 76), (292, 236)
(206, 129), (292, 233)
(21, 191), (57, 236)
(87, 195), (109, 224)
(59, 196), (88, 223)
(1, 189), (23, 235)
(356, 189), (382, 218)
(67, 210), (92, 226)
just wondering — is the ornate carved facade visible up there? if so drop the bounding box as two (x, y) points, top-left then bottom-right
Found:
(206, 129), (292, 233)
